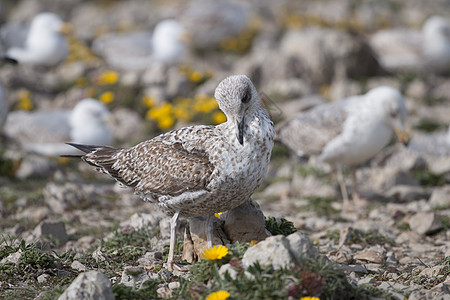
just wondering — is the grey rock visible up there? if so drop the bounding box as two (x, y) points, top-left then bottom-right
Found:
(71, 261), (86, 272)
(120, 267), (150, 288)
(37, 274), (50, 283)
(384, 185), (429, 202)
(242, 232), (318, 269)
(58, 271), (114, 300)
(34, 220), (68, 245)
(354, 246), (386, 264)
(109, 108), (143, 143)
(222, 198), (269, 243)
(337, 264), (368, 274)
(218, 263), (239, 280)
(409, 212), (443, 235)
(429, 186), (450, 208)
(121, 213), (160, 231)
(280, 27), (382, 86)
(357, 276), (375, 285)
(15, 155), (54, 179)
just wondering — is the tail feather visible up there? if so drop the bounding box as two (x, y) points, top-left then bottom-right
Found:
(66, 142), (101, 154)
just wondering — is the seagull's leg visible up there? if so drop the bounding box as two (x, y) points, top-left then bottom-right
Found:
(205, 215), (214, 248)
(167, 210), (180, 271)
(336, 166), (350, 208)
(350, 167), (361, 204)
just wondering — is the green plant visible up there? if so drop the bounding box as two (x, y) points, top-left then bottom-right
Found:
(265, 217), (297, 236)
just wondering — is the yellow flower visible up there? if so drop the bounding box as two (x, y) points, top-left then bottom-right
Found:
(97, 70), (120, 85)
(188, 70), (204, 82)
(299, 297), (320, 300)
(173, 106), (191, 122)
(147, 102), (173, 120)
(194, 94), (217, 113)
(157, 116), (175, 130)
(250, 240), (258, 246)
(99, 91), (115, 104)
(206, 290), (230, 300)
(202, 245), (228, 260)
(17, 90), (33, 110)
(142, 95), (156, 108)
(214, 212), (223, 219)
(212, 111), (226, 124)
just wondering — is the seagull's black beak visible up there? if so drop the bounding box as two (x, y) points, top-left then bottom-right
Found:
(237, 116), (245, 145)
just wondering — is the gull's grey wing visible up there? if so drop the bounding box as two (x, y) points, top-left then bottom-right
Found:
(275, 96), (360, 156)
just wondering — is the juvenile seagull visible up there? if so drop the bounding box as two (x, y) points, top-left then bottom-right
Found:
(2, 12), (69, 67)
(276, 86), (408, 207)
(68, 75), (274, 270)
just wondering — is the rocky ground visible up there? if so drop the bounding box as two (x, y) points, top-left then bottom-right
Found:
(1, 0), (450, 299)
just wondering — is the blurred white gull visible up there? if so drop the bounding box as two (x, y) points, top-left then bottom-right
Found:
(180, 0), (248, 49)
(91, 19), (187, 71)
(0, 83), (7, 130)
(1, 12), (69, 67)
(370, 15), (450, 74)
(276, 86), (408, 207)
(4, 98), (112, 155)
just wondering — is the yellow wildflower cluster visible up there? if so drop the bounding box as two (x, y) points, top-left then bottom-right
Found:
(99, 91), (115, 104)
(179, 65), (213, 84)
(146, 102), (175, 130)
(17, 90), (33, 111)
(299, 297), (320, 300)
(65, 34), (97, 63)
(206, 290), (230, 300)
(144, 94), (226, 131)
(202, 245), (229, 260)
(214, 212), (223, 219)
(220, 15), (261, 53)
(283, 13), (364, 33)
(96, 70), (120, 86)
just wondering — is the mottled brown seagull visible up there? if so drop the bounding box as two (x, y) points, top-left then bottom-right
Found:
(68, 75), (274, 270)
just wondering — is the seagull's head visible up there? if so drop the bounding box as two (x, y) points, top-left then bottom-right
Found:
(423, 15), (450, 39)
(369, 86), (409, 144)
(152, 19), (188, 63)
(70, 98), (111, 129)
(30, 12), (70, 36)
(214, 75), (259, 146)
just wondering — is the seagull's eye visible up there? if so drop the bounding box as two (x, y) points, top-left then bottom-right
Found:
(390, 110), (398, 118)
(241, 90), (251, 104)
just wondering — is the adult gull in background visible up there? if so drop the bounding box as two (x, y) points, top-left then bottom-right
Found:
(276, 86), (408, 207)
(1, 12), (69, 67)
(370, 15), (450, 74)
(91, 19), (187, 71)
(4, 98), (112, 156)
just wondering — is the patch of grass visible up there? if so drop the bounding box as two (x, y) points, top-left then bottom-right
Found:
(101, 226), (159, 264)
(265, 217), (297, 236)
(413, 170), (448, 187)
(396, 222), (411, 231)
(346, 229), (395, 247)
(162, 239), (184, 263)
(112, 278), (162, 300)
(270, 143), (291, 166)
(440, 215), (450, 230)
(0, 237), (77, 298)
(175, 252), (389, 299)
(303, 196), (340, 216)
(296, 165), (328, 178)
(414, 119), (446, 133)
(324, 229), (340, 245)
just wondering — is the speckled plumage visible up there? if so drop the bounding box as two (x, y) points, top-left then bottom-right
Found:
(69, 75), (274, 269)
